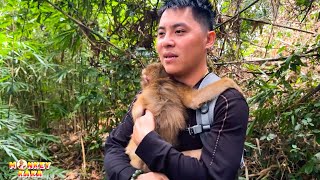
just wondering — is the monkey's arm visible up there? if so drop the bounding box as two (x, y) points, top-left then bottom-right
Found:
(182, 77), (242, 109)
(131, 95), (146, 121)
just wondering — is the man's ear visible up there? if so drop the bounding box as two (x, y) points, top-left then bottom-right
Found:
(205, 31), (216, 49)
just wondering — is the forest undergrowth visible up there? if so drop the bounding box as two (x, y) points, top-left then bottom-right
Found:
(0, 0), (319, 179)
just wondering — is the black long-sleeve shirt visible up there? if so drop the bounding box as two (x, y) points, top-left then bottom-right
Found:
(104, 78), (249, 180)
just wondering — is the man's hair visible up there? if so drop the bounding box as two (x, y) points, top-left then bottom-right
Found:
(158, 0), (215, 31)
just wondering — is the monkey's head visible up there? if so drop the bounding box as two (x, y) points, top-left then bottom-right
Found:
(141, 63), (169, 88)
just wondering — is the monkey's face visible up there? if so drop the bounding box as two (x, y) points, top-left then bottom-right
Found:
(141, 63), (169, 88)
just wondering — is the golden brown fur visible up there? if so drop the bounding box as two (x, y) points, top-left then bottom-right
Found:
(125, 63), (242, 172)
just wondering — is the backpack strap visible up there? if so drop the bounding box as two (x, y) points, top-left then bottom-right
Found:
(187, 72), (245, 168)
(187, 73), (220, 136)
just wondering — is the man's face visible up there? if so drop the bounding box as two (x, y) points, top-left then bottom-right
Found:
(156, 7), (210, 77)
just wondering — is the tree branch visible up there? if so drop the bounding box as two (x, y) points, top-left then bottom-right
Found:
(285, 83), (320, 112)
(301, 0), (314, 22)
(212, 53), (319, 65)
(44, 0), (145, 68)
(223, 15), (317, 34)
(214, 0), (261, 30)
(306, 45), (320, 54)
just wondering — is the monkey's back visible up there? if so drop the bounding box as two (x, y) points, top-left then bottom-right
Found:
(142, 77), (187, 145)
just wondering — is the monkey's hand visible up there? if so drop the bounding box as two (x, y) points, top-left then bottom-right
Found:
(132, 104), (145, 121)
(182, 149), (202, 160)
(186, 95), (206, 110)
(190, 100), (206, 110)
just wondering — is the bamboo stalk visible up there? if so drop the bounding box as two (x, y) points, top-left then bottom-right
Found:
(80, 133), (87, 175)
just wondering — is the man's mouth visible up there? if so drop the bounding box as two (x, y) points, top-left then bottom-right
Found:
(164, 55), (178, 58)
(163, 53), (178, 61)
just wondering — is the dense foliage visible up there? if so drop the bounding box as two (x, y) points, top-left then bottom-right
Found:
(0, 0), (319, 179)
(0, 103), (67, 179)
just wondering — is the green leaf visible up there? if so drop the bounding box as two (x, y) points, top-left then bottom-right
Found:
(267, 133), (277, 141)
(1, 145), (18, 161)
(315, 152), (320, 160)
(316, 135), (320, 145)
(294, 124), (301, 131)
(260, 135), (266, 140)
(245, 142), (257, 149)
(277, 46), (287, 54)
(34, 149), (50, 160)
(304, 162), (314, 174)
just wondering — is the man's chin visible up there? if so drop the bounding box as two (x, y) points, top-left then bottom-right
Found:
(163, 67), (176, 75)
(162, 62), (183, 75)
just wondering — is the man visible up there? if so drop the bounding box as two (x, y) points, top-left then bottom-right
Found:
(104, 0), (249, 179)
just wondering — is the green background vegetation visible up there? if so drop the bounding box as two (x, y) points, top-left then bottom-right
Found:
(0, 0), (319, 179)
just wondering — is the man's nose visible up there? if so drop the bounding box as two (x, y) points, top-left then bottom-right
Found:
(161, 34), (175, 47)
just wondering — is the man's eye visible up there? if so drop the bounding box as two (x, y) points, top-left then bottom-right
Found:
(176, 30), (185, 34)
(157, 32), (165, 36)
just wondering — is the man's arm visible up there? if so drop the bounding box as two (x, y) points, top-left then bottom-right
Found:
(104, 107), (137, 180)
(202, 89), (249, 179)
(135, 89), (249, 180)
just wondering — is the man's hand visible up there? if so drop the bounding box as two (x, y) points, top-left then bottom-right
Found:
(137, 172), (169, 180)
(132, 110), (155, 145)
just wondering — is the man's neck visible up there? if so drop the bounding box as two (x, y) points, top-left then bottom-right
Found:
(174, 66), (209, 87)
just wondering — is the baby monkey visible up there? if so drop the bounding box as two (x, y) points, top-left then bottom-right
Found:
(126, 62), (242, 172)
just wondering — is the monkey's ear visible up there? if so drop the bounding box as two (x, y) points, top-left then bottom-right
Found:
(141, 73), (150, 88)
